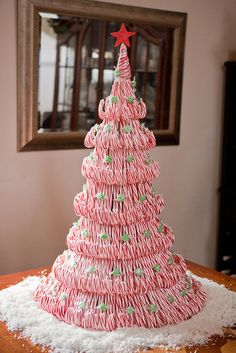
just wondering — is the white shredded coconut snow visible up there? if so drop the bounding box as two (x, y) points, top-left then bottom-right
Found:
(0, 274), (236, 353)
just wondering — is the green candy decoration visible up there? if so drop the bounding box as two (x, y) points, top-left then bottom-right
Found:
(134, 268), (143, 276)
(180, 290), (187, 297)
(158, 223), (163, 233)
(60, 293), (67, 300)
(131, 77), (136, 89)
(81, 229), (89, 238)
(147, 304), (157, 312)
(98, 303), (108, 312)
(100, 233), (108, 240)
(127, 306), (135, 315)
(72, 260), (77, 268)
(139, 194), (147, 202)
(104, 155), (112, 164)
(88, 152), (94, 161)
(153, 264), (161, 272)
(141, 123), (146, 131)
(79, 301), (86, 310)
(104, 123), (111, 132)
(168, 257), (174, 265)
(127, 96), (134, 103)
(114, 68), (119, 77)
(96, 192), (105, 200)
(88, 265), (96, 274)
(117, 194), (124, 202)
(123, 125), (132, 134)
(126, 155), (134, 163)
(111, 268), (121, 277)
(144, 229), (151, 238)
(73, 220), (80, 227)
(145, 156), (151, 165)
(121, 233), (130, 243)
(167, 295), (175, 303)
(111, 96), (118, 104)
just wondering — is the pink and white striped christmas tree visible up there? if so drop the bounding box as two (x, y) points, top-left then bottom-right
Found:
(34, 24), (206, 331)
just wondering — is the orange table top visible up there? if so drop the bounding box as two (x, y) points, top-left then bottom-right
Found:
(0, 260), (236, 353)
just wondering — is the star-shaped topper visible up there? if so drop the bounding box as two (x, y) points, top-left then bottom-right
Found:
(111, 23), (136, 47)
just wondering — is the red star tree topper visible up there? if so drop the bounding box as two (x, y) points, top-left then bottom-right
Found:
(111, 23), (136, 47)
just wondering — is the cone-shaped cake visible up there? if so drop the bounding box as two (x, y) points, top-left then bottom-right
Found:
(34, 26), (206, 331)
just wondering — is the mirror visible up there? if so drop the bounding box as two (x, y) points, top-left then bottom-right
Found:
(17, 0), (187, 151)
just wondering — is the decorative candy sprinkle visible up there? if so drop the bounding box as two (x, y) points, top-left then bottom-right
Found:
(83, 183), (87, 191)
(158, 223), (163, 233)
(153, 264), (161, 272)
(131, 77), (136, 89)
(180, 290), (187, 297)
(72, 260), (77, 268)
(60, 293), (67, 300)
(98, 303), (108, 312)
(145, 156), (151, 165)
(167, 295), (175, 303)
(51, 284), (57, 294)
(147, 304), (157, 312)
(49, 277), (54, 284)
(88, 152), (93, 161)
(79, 301), (86, 310)
(134, 268), (143, 276)
(96, 192), (105, 200)
(73, 221), (80, 227)
(126, 306), (135, 315)
(95, 124), (100, 132)
(114, 68), (119, 77)
(139, 194), (147, 202)
(104, 155), (112, 164)
(104, 123), (111, 132)
(144, 229), (151, 238)
(99, 233), (108, 240)
(121, 233), (130, 243)
(123, 125), (132, 134)
(111, 96), (118, 103)
(168, 257), (174, 265)
(117, 194), (124, 202)
(81, 229), (89, 238)
(111, 268), (121, 277)
(126, 155), (134, 163)
(141, 123), (146, 131)
(127, 96), (134, 103)
(88, 266), (96, 274)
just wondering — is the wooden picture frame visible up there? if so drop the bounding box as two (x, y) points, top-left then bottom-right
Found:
(17, 0), (187, 151)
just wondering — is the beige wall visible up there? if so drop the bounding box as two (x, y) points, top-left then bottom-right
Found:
(0, 0), (236, 274)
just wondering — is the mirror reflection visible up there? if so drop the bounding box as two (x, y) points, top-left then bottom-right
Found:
(38, 13), (164, 134)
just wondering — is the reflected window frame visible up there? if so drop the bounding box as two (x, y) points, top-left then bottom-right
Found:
(17, 0), (187, 151)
